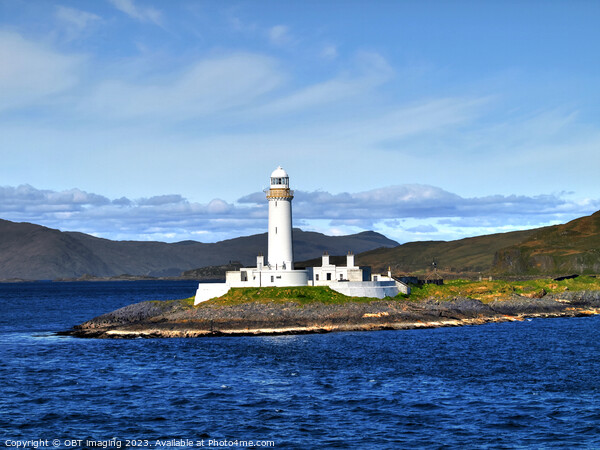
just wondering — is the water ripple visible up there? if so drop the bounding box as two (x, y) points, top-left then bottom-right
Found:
(2, 282), (600, 448)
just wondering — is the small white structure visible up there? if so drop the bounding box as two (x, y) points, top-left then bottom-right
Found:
(309, 252), (370, 283)
(194, 167), (409, 305)
(194, 167), (308, 304)
(306, 252), (410, 298)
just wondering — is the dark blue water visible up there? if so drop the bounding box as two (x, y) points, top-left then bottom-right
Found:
(1, 281), (600, 449)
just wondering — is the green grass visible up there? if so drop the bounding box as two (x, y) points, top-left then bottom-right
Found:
(199, 286), (393, 307)
(409, 276), (600, 303)
(180, 297), (195, 306)
(187, 277), (600, 307)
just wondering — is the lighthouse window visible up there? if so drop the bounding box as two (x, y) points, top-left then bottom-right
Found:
(327, 273), (332, 281)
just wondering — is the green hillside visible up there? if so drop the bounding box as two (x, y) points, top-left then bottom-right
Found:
(352, 211), (600, 277)
(354, 228), (538, 275)
(492, 210), (600, 275)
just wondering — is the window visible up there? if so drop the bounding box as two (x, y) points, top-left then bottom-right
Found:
(315, 274), (319, 281)
(271, 276), (274, 282)
(340, 273), (344, 280)
(275, 227), (277, 234)
(326, 273), (332, 281)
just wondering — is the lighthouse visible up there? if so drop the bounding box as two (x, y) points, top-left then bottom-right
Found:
(193, 165), (409, 304)
(266, 166), (294, 270)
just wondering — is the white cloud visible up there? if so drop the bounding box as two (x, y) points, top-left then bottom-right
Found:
(405, 224), (439, 233)
(321, 44), (338, 60)
(252, 51), (393, 116)
(255, 77), (367, 116)
(228, 16), (258, 33)
(0, 185), (110, 213)
(86, 53), (283, 119)
(0, 184), (265, 242)
(0, 31), (84, 111)
(1, 183), (590, 243)
(242, 184), (600, 231)
(108, 0), (162, 25)
(55, 6), (101, 34)
(241, 94), (487, 161)
(1, 20), (598, 219)
(268, 25), (291, 46)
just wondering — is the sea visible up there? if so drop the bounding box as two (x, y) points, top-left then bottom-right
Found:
(1, 281), (600, 449)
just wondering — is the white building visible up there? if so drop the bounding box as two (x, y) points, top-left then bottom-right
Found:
(306, 252), (407, 299)
(194, 167), (409, 305)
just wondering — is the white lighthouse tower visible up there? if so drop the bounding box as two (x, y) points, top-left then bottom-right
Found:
(267, 166), (294, 270)
(193, 165), (410, 304)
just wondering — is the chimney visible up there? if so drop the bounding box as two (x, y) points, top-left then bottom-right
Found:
(347, 251), (355, 268)
(322, 251), (330, 267)
(257, 254), (264, 270)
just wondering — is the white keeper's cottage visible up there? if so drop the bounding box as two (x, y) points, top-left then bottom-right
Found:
(194, 166), (409, 304)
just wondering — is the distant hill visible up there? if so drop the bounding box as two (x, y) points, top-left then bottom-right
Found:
(4, 211), (598, 281)
(352, 228), (540, 275)
(0, 219), (398, 280)
(353, 211), (600, 277)
(492, 210), (600, 275)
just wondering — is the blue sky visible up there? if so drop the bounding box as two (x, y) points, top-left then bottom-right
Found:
(1, 0), (599, 243)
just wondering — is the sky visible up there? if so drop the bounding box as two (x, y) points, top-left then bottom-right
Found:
(1, 0), (599, 244)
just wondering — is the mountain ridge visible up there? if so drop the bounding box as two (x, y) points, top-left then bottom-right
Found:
(3, 210), (599, 281)
(355, 211), (600, 277)
(492, 210), (600, 275)
(0, 219), (398, 280)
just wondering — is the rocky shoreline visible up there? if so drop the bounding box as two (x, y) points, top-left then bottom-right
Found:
(62, 291), (600, 339)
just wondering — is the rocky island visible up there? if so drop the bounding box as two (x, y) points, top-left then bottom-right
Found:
(64, 278), (600, 338)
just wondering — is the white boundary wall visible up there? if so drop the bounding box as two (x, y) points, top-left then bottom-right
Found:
(194, 283), (231, 305)
(194, 276), (410, 305)
(326, 280), (409, 299)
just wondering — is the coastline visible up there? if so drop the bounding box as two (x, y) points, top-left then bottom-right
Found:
(63, 290), (600, 339)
